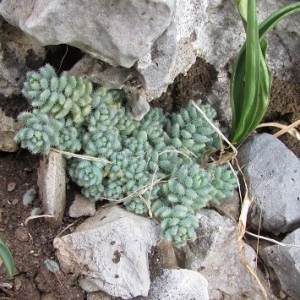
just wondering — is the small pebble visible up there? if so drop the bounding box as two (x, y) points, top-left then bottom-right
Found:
(279, 290), (286, 299)
(14, 277), (22, 291)
(14, 226), (30, 242)
(7, 182), (16, 192)
(12, 198), (19, 205)
(69, 194), (96, 218)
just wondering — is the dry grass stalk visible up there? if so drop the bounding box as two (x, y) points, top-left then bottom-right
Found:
(256, 119), (300, 140)
(50, 148), (112, 164)
(24, 214), (54, 226)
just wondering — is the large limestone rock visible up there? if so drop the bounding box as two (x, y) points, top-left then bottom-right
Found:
(1, 0), (299, 120)
(237, 133), (300, 234)
(146, 269), (209, 300)
(54, 206), (159, 299)
(185, 209), (274, 299)
(0, 0), (174, 68)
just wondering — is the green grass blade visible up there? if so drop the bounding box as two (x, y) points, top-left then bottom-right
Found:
(230, 2), (300, 144)
(259, 3), (300, 40)
(248, 39), (272, 133)
(230, 47), (246, 132)
(0, 237), (15, 278)
(232, 0), (260, 144)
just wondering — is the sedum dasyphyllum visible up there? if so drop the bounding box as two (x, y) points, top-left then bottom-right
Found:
(15, 64), (237, 247)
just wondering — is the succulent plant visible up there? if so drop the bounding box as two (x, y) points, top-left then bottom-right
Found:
(68, 159), (105, 188)
(16, 64), (238, 247)
(152, 201), (198, 247)
(14, 112), (62, 154)
(165, 101), (221, 163)
(22, 64), (93, 123)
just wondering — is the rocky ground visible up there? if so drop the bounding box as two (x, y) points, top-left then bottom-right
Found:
(1, 0), (300, 299)
(0, 55), (299, 299)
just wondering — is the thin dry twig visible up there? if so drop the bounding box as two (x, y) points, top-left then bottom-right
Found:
(158, 149), (193, 161)
(256, 119), (300, 140)
(57, 45), (68, 73)
(273, 119), (300, 139)
(100, 175), (168, 206)
(50, 148), (112, 164)
(24, 214), (55, 226)
(234, 158), (268, 299)
(238, 240), (268, 299)
(246, 231), (300, 249)
(191, 100), (238, 155)
(55, 219), (80, 239)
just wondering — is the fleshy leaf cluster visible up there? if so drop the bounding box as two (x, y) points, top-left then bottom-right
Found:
(14, 112), (62, 154)
(15, 65), (237, 247)
(23, 64), (92, 123)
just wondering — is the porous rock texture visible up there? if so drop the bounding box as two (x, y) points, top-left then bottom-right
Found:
(136, 269), (209, 300)
(262, 228), (300, 299)
(0, 0), (174, 68)
(54, 206), (159, 299)
(184, 209), (274, 299)
(238, 133), (300, 234)
(1, 0), (299, 118)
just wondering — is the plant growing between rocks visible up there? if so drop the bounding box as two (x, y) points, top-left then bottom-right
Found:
(15, 64), (237, 247)
(231, 0), (300, 144)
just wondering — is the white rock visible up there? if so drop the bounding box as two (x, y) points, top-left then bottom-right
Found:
(0, 0), (175, 68)
(38, 151), (66, 228)
(142, 269), (209, 300)
(69, 194), (96, 218)
(54, 206), (159, 299)
(185, 209), (273, 299)
(262, 228), (300, 299)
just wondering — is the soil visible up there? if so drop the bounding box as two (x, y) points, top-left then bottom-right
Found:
(0, 51), (299, 299)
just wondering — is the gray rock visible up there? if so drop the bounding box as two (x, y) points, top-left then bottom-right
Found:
(212, 189), (241, 222)
(69, 55), (134, 90)
(54, 206), (159, 299)
(1, 0), (299, 108)
(140, 269), (209, 300)
(185, 209), (272, 299)
(256, 0), (300, 82)
(237, 133), (300, 234)
(123, 83), (150, 120)
(69, 194), (96, 218)
(136, 19), (195, 92)
(0, 0), (174, 68)
(0, 108), (20, 152)
(262, 228), (300, 299)
(0, 17), (45, 97)
(37, 151), (66, 228)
